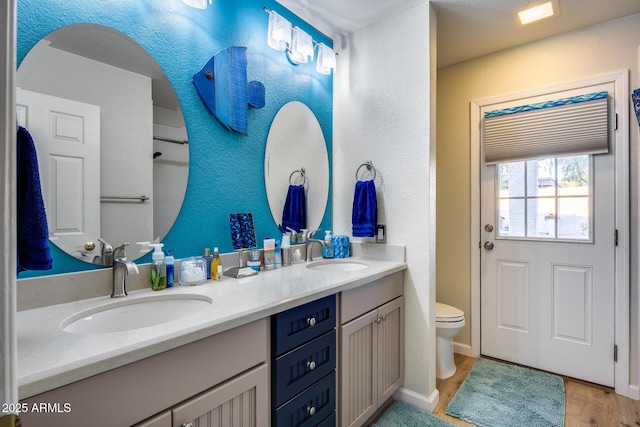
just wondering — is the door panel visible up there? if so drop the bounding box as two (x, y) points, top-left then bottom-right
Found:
(16, 88), (101, 260)
(480, 83), (616, 387)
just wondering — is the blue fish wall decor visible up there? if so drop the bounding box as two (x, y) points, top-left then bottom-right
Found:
(193, 46), (265, 135)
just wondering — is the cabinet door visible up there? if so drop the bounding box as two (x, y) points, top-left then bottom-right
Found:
(172, 363), (268, 427)
(339, 309), (379, 427)
(377, 296), (404, 404)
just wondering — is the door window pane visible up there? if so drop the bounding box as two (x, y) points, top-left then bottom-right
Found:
(495, 155), (591, 242)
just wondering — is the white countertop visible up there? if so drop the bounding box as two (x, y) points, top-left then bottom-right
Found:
(17, 257), (406, 399)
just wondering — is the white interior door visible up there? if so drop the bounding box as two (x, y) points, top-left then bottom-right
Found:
(480, 83), (616, 387)
(16, 88), (101, 261)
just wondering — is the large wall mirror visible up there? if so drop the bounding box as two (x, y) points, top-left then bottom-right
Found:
(264, 101), (329, 233)
(16, 24), (189, 263)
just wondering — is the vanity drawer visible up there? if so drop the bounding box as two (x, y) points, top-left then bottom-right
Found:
(275, 371), (336, 427)
(317, 411), (336, 427)
(274, 329), (336, 407)
(273, 294), (336, 356)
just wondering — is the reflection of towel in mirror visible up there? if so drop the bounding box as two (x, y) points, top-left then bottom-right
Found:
(17, 126), (52, 274)
(352, 180), (377, 237)
(281, 185), (306, 233)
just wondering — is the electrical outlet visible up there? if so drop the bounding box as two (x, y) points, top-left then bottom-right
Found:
(376, 224), (386, 243)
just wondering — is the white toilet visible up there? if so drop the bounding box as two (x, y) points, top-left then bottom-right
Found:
(435, 302), (465, 380)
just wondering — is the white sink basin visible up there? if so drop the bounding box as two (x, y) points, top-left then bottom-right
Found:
(306, 259), (369, 272)
(61, 294), (212, 334)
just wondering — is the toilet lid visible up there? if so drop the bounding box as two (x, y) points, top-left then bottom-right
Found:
(436, 302), (464, 322)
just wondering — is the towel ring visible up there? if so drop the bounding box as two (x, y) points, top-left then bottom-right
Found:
(356, 161), (376, 181)
(289, 168), (307, 186)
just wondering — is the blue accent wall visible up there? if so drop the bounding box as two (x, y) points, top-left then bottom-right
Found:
(17, 0), (333, 277)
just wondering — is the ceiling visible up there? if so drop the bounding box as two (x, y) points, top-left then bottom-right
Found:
(275, 0), (640, 67)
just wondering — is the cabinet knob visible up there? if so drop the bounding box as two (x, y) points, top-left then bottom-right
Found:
(306, 317), (316, 327)
(307, 406), (316, 416)
(307, 360), (316, 370)
(182, 423), (195, 427)
(375, 317), (382, 324)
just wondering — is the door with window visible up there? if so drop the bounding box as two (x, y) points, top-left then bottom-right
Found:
(480, 83), (616, 387)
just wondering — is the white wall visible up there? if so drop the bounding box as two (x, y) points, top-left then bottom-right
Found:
(437, 13), (640, 390)
(334, 1), (438, 407)
(16, 40), (154, 248)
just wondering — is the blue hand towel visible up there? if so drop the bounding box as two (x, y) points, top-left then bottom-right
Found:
(281, 184), (306, 233)
(17, 126), (52, 274)
(352, 180), (377, 237)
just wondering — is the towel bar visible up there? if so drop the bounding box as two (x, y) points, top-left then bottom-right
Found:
(100, 195), (149, 203)
(356, 161), (376, 181)
(289, 168), (307, 186)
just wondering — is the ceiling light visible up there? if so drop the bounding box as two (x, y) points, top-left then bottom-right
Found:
(517, 1), (557, 25)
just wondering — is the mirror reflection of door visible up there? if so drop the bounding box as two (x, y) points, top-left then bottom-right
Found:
(17, 88), (101, 261)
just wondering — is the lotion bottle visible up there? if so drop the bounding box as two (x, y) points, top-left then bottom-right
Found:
(203, 248), (213, 280)
(164, 249), (175, 288)
(149, 243), (166, 291)
(211, 247), (221, 281)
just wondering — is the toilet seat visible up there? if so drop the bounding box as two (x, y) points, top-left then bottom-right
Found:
(436, 302), (464, 323)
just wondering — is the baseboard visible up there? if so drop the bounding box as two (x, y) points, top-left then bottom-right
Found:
(393, 387), (440, 412)
(453, 341), (472, 357)
(628, 384), (640, 400)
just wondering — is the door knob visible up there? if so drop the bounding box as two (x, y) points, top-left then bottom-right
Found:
(484, 224), (494, 232)
(484, 241), (494, 250)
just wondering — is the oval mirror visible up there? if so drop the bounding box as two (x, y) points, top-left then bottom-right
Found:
(16, 24), (189, 263)
(264, 101), (329, 232)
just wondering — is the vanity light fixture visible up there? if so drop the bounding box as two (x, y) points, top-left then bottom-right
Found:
(183, 0), (212, 9)
(516, 0), (558, 25)
(267, 9), (292, 51)
(316, 42), (336, 75)
(263, 7), (336, 74)
(289, 26), (314, 64)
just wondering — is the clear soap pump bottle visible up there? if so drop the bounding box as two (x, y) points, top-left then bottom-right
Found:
(149, 243), (166, 291)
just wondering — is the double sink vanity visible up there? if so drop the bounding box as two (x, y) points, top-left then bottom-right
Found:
(17, 245), (406, 427)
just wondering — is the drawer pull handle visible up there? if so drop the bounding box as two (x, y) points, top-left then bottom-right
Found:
(307, 406), (316, 416)
(307, 360), (316, 370)
(307, 317), (316, 327)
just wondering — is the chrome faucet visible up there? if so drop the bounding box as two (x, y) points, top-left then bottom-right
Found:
(304, 230), (326, 262)
(92, 237), (114, 266)
(111, 242), (139, 298)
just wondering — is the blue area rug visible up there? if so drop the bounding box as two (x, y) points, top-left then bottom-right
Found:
(446, 358), (565, 427)
(371, 401), (456, 427)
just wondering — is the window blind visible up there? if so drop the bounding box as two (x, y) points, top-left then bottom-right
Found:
(483, 91), (609, 164)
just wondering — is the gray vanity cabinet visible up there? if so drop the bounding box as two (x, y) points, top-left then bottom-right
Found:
(139, 363), (268, 427)
(338, 272), (404, 427)
(20, 319), (269, 427)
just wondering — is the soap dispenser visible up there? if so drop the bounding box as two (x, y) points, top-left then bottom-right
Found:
(149, 243), (166, 291)
(323, 230), (334, 258)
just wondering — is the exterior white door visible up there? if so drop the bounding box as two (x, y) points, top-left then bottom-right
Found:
(480, 83), (616, 387)
(16, 88), (101, 261)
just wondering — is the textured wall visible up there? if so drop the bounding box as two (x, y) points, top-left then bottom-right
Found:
(334, 3), (436, 402)
(17, 0), (333, 277)
(437, 13), (640, 384)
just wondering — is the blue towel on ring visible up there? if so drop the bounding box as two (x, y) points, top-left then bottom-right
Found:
(17, 126), (52, 274)
(352, 180), (377, 237)
(281, 185), (306, 233)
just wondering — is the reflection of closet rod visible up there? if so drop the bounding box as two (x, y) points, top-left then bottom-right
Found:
(153, 136), (188, 145)
(100, 195), (149, 203)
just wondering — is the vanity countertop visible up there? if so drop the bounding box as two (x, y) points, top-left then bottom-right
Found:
(17, 256), (406, 399)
